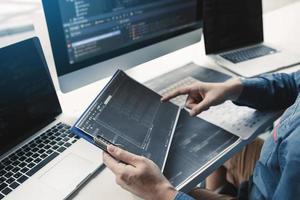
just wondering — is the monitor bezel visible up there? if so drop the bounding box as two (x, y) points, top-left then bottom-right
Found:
(42, 0), (203, 77)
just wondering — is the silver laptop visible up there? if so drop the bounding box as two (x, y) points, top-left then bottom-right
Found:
(0, 38), (102, 200)
(203, 0), (299, 77)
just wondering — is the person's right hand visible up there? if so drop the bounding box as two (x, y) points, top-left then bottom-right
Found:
(103, 145), (177, 200)
(161, 78), (243, 116)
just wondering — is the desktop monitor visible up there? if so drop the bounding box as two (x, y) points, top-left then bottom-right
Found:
(42, 0), (203, 93)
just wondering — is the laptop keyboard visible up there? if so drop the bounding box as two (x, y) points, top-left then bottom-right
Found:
(220, 45), (277, 63)
(0, 123), (79, 199)
(159, 77), (197, 106)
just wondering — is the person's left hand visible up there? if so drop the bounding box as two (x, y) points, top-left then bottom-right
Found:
(103, 145), (177, 200)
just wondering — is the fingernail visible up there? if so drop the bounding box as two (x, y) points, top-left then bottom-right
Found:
(107, 145), (116, 153)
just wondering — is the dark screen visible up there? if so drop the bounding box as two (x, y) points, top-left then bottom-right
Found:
(0, 38), (62, 155)
(42, 0), (202, 76)
(203, 0), (263, 54)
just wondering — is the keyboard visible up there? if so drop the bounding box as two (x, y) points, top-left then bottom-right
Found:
(0, 123), (79, 199)
(159, 77), (273, 139)
(159, 77), (197, 106)
(220, 45), (277, 63)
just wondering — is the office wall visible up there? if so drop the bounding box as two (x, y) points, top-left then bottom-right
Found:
(263, 0), (300, 12)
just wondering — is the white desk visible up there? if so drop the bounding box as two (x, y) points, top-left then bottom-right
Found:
(3, 2), (300, 199)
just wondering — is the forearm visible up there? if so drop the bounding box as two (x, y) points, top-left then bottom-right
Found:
(233, 72), (299, 110)
(154, 183), (178, 200)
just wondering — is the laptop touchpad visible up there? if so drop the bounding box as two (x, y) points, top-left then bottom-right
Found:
(39, 153), (94, 191)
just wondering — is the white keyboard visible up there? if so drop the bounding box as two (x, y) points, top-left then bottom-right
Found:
(159, 77), (275, 139)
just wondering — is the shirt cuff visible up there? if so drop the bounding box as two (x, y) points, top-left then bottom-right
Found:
(174, 191), (195, 200)
(233, 78), (265, 107)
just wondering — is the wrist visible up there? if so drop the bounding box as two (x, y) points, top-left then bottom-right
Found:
(224, 78), (243, 101)
(154, 182), (178, 200)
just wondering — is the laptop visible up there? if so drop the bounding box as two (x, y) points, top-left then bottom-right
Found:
(0, 38), (102, 200)
(203, 0), (299, 77)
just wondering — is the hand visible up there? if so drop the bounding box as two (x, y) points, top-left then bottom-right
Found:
(103, 145), (177, 200)
(161, 78), (243, 116)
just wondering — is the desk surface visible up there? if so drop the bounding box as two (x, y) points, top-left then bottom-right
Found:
(2, 2), (300, 200)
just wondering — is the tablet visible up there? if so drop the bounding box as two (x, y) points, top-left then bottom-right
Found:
(71, 70), (180, 171)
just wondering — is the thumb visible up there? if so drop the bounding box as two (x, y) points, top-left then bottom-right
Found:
(190, 99), (211, 116)
(107, 145), (139, 166)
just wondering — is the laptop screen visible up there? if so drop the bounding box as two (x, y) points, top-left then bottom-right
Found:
(0, 38), (62, 156)
(203, 0), (263, 54)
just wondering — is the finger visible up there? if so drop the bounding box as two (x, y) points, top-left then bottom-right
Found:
(190, 99), (211, 116)
(186, 102), (197, 109)
(115, 177), (133, 192)
(107, 145), (139, 166)
(161, 86), (191, 102)
(116, 164), (137, 186)
(185, 97), (197, 109)
(103, 152), (126, 175)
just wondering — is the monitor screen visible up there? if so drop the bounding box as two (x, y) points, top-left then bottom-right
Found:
(203, 0), (263, 54)
(42, 0), (202, 76)
(0, 38), (62, 155)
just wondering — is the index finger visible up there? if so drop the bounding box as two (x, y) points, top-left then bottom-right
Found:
(107, 145), (140, 166)
(103, 151), (126, 175)
(161, 86), (191, 102)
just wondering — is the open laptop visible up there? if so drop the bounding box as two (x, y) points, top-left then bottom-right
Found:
(203, 0), (299, 77)
(0, 38), (102, 200)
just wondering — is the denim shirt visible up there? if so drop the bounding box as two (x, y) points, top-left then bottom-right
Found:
(175, 71), (300, 200)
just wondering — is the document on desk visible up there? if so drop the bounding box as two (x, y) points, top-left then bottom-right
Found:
(71, 70), (181, 171)
(164, 110), (239, 189)
(197, 101), (279, 140)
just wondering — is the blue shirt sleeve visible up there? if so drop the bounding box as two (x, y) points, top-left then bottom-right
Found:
(273, 128), (300, 199)
(174, 192), (195, 200)
(234, 71), (300, 110)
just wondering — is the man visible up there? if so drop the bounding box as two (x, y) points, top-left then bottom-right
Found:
(103, 71), (300, 200)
